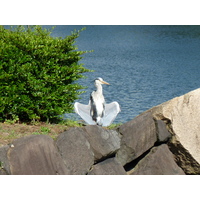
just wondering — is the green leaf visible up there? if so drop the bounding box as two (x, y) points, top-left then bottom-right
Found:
(0, 25), (92, 122)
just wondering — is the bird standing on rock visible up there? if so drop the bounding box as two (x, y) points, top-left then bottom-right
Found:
(74, 77), (120, 126)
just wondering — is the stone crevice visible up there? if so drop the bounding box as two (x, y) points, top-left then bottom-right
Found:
(168, 136), (200, 175)
(123, 147), (151, 172)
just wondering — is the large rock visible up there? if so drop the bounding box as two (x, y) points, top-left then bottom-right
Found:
(8, 135), (70, 175)
(0, 145), (10, 175)
(88, 158), (126, 175)
(150, 88), (200, 174)
(116, 112), (157, 166)
(83, 125), (121, 161)
(56, 127), (94, 175)
(129, 144), (185, 175)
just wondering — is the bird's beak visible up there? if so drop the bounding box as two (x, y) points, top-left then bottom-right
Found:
(101, 80), (110, 85)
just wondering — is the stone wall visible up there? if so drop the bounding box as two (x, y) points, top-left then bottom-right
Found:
(1, 88), (200, 175)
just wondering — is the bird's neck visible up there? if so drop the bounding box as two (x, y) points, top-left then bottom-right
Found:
(95, 83), (103, 95)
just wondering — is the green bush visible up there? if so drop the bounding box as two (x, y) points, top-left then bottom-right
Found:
(0, 25), (91, 123)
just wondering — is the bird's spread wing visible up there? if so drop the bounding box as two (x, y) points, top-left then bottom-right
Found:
(102, 101), (121, 126)
(74, 101), (121, 127)
(74, 102), (96, 125)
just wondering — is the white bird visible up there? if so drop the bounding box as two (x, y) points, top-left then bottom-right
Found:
(74, 77), (120, 126)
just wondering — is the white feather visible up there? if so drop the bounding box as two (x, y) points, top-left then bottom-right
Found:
(74, 78), (121, 127)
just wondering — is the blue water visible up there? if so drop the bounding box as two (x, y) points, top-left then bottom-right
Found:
(46, 25), (200, 124)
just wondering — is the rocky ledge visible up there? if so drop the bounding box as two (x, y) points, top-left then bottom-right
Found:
(1, 88), (200, 175)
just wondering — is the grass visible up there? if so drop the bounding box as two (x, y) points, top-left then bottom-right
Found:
(0, 119), (82, 146)
(0, 119), (122, 147)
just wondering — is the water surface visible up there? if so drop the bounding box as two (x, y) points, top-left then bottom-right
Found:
(46, 25), (200, 123)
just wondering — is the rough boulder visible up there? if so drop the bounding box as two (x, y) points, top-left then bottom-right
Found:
(1, 88), (200, 175)
(150, 88), (200, 174)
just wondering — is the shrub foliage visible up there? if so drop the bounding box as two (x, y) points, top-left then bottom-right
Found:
(0, 25), (91, 122)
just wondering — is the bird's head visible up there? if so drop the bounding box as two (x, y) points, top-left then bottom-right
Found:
(94, 77), (110, 85)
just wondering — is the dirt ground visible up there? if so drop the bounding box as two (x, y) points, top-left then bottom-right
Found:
(0, 122), (70, 147)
